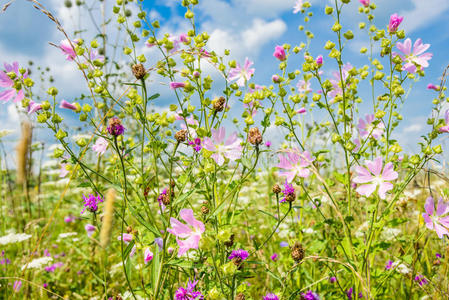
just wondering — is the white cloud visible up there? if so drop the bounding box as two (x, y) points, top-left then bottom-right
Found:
(400, 0), (449, 33)
(403, 124), (423, 133)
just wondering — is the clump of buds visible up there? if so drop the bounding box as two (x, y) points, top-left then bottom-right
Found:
(131, 63), (146, 80)
(248, 127), (262, 146)
(175, 129), (187, 143)
(212, 96), (226, 112)
(201, 201), (209, 215)
(291, 242), (305, 262)
(126, 226), (133, 234)
(272, 184), (282, 194)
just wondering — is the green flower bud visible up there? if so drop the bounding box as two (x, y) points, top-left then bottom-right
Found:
(343, 30), (354, 40)
(47, 87), (58, 96)
(325, 6), (333, 14)
(55, 129), (68, 140)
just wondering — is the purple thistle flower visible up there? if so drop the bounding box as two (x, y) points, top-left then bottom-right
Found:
(414, 275), (428, 286)
(271, 253), (278, 261)
(265, 141), (272, 148)
(346, 288), (353, 299)
(174, 279), (203, 300)
(385, 260), (393, 270)
(228, 249), (249, 261)
(280, 180), (295, 203)
(263, 293), (279, 300)
(107, 117), (125, 137)
(329, 276), (337, 283)
(81, 194), (103, 214)
(436, 253), (442, 258)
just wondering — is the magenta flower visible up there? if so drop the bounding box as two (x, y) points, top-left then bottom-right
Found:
(280, 180), (295, 203)
(273, 45), (286, 61)
(271, 253), (278, 261)
(353, 157), (398, 199)
(316, 55), (323, 66)
(144, 248), (153, 264)
(228, 57), (255, 87)
(297, 80), (312, 93)
(272, 74), (280, 83)
(359, 0), (369, 7)
(385, 260), (393, 270)
(107, 117), (125, 136)
(28, 100), (42, 114)
(329, 277), (337, 283)
(118, 233), (133, 244)
(414, 275), (428, 286)
(277, 149), (314, 183)
(439, 109), (449, 133)
(293, 0), (303, 13)
(59, 39), (78, 61)
(60, 99), (77, 111)
(263, 293), (279, 300)
(64, 215), (75, 223)
(228, 249), (249, 261)
(13, 280), (22, 293)
(301, 291), (320, 300)
(328, 63), (353, 99)
(85, 224), (96, 237)
(92, 137), (108, 156)
(175, 279), (203, 300)
(0, 62), (26, 103)
(395, 38), (433, 74)
(265, 141), (272, 148)
(422, 196), (449, 238)
(167, 209), (205, 257)
(427, 83), (438, 91)
(388, 13), (403, 33)
(169, 82), (186, 90)
(203, 127), (242, 166)
(81, 194), (103, 214)
(357, 114), (385, 139)
(297, 107), (307, 114)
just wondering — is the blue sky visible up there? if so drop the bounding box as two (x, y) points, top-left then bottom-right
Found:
(0, 0), (448, 156)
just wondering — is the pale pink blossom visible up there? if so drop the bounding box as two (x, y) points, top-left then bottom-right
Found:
(439, 109), (449, 133)
(422, 196), (449, 238)
(169, 82), (186, 90)
(203, 127), (242, 166)
(89, 50), (105, 63)
(359, 0), (369, 7)
(293, 0), (303, 13)
(228, 58), (255, 87)
(395, 38), (432, 74)
(59, 39), (78, 61)
(328, 63), (353, 99)
(59, 163), (69, 178)
(297, 107), (306, 114)
(273, 45), (286, 61)
(92, 137), (108, 156)
(357, 114), (385, 139)
(277, 149), (314, 183)
(296, 80), (312, 93)
(144, 248), (153, 264)
(167, 209), (205, 257)
(28, 100), (42, 114)
(85, 224), (96, 237)
(353, 157), (398, 199)
(388, 13), (403, 33)
(118, 233), (133, 244)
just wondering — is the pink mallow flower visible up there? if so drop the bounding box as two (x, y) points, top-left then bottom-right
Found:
(144, 248), (153, 264)
(167, 208), (205, 257)
(353, 157), (398, 199)
(277, 149), (314, 183)
(293, 0), (303, 14)
(395, 38), (432, 74)
(359, 0), (369, 7)
(273, 45), (286, 61)
(28, 100), (42, 114)
(422, 196), (449, 239)
(169, 82), (186, 90)
(60, 99), (77, 111)
(357, 114), (385, 139)
(439, 109), (449, 133)
(388, 13), (403, 33)
(59, 39), (78, 61)
(0, 62), (26, 103)
(427, 83), (438, 91)
(203, 127), (242, 166)
(228, 57), (255, 87)
(92, 137), (108, 156)
(297, 80), (312, 93)
(328, 63), (353, 99)
(118, 233), (133, 244)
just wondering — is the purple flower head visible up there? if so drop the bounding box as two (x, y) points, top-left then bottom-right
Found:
(228, 249), (249, 261)
(316, 55), (323, 66)
(422, 196), (449, 238)
(170, 82), (187, 90)
(438, 109), (449, 133)
(395, 38), (432, 74)
(388, 13), (403, 33)
(265, 141), (272, 148)
(280, 180), (295, 203)
(228, 57), (255, 87)
(427, 83), (438, 91)
(107, 117), (125, 136)
(81, 194), (103, 214)
(353, 157), (398, 199)
(329, 276), (337, 283)
(13, 280), (22, 293)
(273, 45), (286, 61)
(155, 237), (164, 251)
(45, 262), (63, 272)
(414, 275), (428, 286)
(263, 293), (279, 300)
(357, 114), (385, 139)
(346, 288), (353, 299)
(175, 279), (203, 300)
(85, 224), (96, 237)
(0, 258), (11, 265)
(43, 283), (48, 288)
(385, 260), (393, 270)
(301, 290), (320, 300)
(280, 241), (289, 247)
(271, 253), (278, 261)
(436, 253), (442, 258)
(64, 215), (75, 223)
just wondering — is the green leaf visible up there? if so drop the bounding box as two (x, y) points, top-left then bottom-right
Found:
(148, 93), (160, 101)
